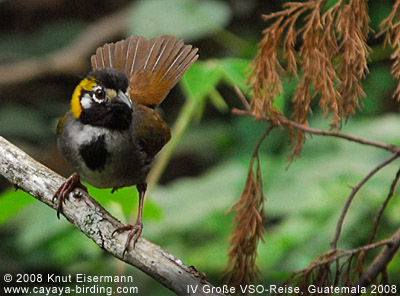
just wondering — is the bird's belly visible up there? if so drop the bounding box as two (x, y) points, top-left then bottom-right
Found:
(58, 122), (151, 189)
(78, 151), (151, 189)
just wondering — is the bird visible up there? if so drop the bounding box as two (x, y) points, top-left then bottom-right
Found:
(53, 35), (198, 256)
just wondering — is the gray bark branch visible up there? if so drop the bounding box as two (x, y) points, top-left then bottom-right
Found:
(0, 136), (222, 296)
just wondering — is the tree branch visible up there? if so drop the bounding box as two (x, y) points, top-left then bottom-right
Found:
(0, 136), (222, 296)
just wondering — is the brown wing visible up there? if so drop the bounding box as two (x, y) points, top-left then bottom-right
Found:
(91, 35), (199, 107)
(136, 104), (171, 158)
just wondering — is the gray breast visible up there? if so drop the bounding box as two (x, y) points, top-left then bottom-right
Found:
(57, 113), (151, 188)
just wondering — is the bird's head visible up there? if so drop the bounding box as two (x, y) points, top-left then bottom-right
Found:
(70, 68), (133, 130)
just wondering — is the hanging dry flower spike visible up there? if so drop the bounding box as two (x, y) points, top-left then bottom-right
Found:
(224, 127), (271, 293)
(224, 154), (266, 291)
(379, 0), (400, 101)
(248, 0), (370, 162)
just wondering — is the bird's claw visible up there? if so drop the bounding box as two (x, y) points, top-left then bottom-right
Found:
(52, 173), (87, 219)
(112, 221), (143, 257)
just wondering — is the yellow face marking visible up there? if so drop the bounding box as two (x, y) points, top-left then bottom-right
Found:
(71, 77), (97, 118)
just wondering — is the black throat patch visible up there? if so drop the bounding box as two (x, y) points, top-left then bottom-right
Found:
(79, 101), (132, 130)
(79, 135), (109, 171)
(79, 68), (132, 130)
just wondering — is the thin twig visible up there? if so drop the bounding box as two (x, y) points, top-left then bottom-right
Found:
(233, 85), (251, 111)
(368, 166), (400, 244)
(355, 227), (400, 292)
(292, 237), (393, 277)
(330, 153), (400, 249)
(0, 136), (222, 296)
(252, 125), (275, 159)
(232, 109), (400, 154)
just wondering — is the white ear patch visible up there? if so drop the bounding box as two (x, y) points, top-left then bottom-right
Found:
(81, 93), (92, 109)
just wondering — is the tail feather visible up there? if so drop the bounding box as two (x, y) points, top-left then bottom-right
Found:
(130, 36), (150, 76)
(91, 35), (199, 107)
(102, 43), (115, 68)
(113, 39), (125, 71)
(158, 40), (185, 81)
(124, 37), (138, 76)
(144, 38), (163, 71)
(173, 47), (198, 83)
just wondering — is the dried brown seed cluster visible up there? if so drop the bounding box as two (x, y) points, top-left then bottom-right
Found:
(249, 0), (371, 162)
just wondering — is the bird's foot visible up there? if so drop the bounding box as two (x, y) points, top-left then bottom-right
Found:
(112, 221), (143, 257)
(52, 173), (87, 219)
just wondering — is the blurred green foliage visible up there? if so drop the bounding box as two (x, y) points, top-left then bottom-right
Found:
(0, 0), (399, 295)
(0, 20), (85, 59)
(129, 0), (232, 40)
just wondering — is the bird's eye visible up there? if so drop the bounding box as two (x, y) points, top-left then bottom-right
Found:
(94, 88), (104, 100)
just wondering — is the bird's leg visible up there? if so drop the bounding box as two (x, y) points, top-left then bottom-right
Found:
(52, 173), (88, 219)
(112, 183), (147, 257)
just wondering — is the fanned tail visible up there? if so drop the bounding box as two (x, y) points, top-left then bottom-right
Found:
(91, 35), (199, 107)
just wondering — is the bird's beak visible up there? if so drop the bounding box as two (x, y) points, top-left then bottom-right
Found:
(115, 90), (132, 109)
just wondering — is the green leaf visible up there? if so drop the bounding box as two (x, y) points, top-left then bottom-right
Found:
(180, 60), (223, 101)
(84, 184), (162, 221)
(129, 0), (232, 40)
(273, 94), (285, 112)
(84, 185), (136, 219)
(180, 59), (252, 114)
(219, 58), (251, 90)
(207, 88), (229, 112)
(0, 188), (33, 225)
(143, 198), (163, 221)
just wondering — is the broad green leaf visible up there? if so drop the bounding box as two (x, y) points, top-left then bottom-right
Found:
(129, 0), (232, 40)
(85, 184), (136, 218)
(219, 58), (251, 90)
(84, 184), (162, 221)
(180, 60), (223, 101)
(207, 88), (228, 112)
(273, 94), (285, 112)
